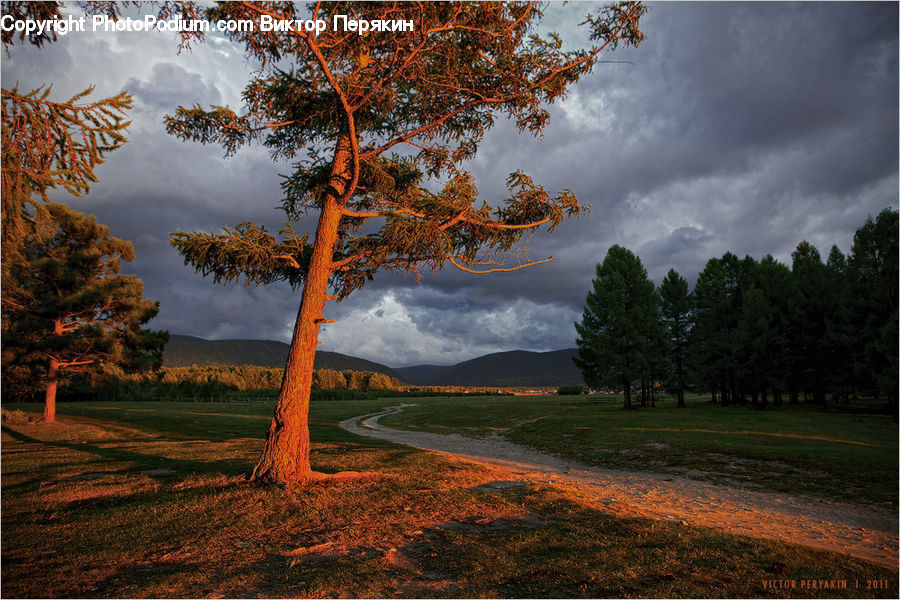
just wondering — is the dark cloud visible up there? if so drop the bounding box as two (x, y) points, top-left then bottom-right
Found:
(3, 2), (896, 366)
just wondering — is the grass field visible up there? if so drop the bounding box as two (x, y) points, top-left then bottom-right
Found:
(2, 399), (898, 598)
(380, 394), (899, 506)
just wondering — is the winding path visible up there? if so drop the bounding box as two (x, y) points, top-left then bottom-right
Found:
(340, 404), (898, 568)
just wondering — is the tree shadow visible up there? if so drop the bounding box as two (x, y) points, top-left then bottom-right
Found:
(1, 425), (252, 482)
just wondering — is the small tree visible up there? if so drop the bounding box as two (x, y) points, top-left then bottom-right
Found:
(165, 1), (648, 485)
(574, 245), (660, 409)
(658, 269), (691, 407)
(5, 203), (166, 422)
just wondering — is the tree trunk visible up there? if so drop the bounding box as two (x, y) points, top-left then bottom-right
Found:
(623, 383), (633, 409)
(248, 137), (352, 486)
(677, 389), (685, 408)
(43, 357), (59, 424)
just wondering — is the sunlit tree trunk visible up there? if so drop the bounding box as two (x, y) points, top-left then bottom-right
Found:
(249, 138), (351, 485)
(43, 357), (59, 424)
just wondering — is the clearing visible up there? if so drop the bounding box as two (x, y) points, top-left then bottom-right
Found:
(342, 404), (898, 567)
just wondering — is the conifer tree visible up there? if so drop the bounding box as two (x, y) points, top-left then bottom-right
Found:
(5, 203), (165, 422)
(848, 208), (898, 405)
(165, 1), (647, 485)
(658, 269), (691, 407)
(688, 253), (743, 405)
(574, 245), (660, 409)
(1, 3), (167, 415)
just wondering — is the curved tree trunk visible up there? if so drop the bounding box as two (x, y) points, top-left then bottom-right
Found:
(248, 138), (351, 485)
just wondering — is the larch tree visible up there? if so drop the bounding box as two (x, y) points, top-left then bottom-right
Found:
(1, 2), (168, 417)
(164, 1), (647, 485)
(688, 253), (743, 405)
(658, 268), (691, 408)
(848, 208), (898, 405)
(573, 245), (660, 409)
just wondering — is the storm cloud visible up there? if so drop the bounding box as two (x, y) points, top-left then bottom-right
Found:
(3, 2), (896, 367)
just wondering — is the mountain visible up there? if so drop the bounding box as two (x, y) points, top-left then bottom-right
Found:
(394, 348), (583, 388)
(163, 335), (405, 380)
(164, 335), (583, 388)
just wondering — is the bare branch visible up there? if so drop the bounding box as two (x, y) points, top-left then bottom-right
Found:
(448, 255), (554, 274)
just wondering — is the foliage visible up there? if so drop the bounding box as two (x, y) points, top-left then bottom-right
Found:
(2, 203), (166, 408)
(557, 384), (586, 395)
(163, 0), (649, 483)
(574, 245), (664, 408)
(1, 2), (168, 418)
(164, 1), (648, 295)
(658, 268), (691, 406)
(587, 210), (898, 409)
(847, 208), (898, 399)
(51, 364), (405, 403)
(0, 85), (133, 321)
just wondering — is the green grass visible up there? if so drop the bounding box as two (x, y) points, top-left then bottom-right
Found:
(379, 394), (899, 506)
(2, 399), (897, 598)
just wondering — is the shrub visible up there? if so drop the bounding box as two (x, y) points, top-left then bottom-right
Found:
(557, 385), (586, 395)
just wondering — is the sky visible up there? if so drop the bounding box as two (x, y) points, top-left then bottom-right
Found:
(2, 2), (897, 367)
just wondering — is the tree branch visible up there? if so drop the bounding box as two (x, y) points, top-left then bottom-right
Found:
(448, 255), (553, 274)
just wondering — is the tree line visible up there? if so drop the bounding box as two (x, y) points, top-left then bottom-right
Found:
(53, 364), (404, 403)
(575, 208), (898, 410)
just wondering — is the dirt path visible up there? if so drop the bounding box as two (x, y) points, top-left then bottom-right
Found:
(340, 404), (899, 568)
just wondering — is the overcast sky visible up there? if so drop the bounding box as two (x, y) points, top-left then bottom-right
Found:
(3, 2), (897, 367)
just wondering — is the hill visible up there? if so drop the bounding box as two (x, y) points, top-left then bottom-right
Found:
(163, 335), (405, 380)
(164, 335), (583, 388)
(394, 349), (583, 388)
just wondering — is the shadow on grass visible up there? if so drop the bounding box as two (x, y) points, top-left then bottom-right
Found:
(1, 426), (251, 480)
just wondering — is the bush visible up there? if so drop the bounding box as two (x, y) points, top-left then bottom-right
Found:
(557, 385), (586, 395)
(1, 408), (38, 424)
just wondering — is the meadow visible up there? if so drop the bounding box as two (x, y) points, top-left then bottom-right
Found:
(2, 397), (897, 598)
(379, 394), (899, 506)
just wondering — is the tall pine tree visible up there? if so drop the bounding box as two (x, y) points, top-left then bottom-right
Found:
(574, 245), (661, 409)
(658, 268), (691, 407)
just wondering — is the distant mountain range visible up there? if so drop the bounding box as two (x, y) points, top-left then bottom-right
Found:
(164, 335), (583, 388)
(394, 349), (583, 387)
(164, 335), (406, 381)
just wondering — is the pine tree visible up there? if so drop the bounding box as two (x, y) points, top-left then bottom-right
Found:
(788, 241), (830, 406)
(688, 253), (743, 405)
(574, 245), (660, 409)
(164, 1), (648, 485)
(1, 6), (167, 417)
(5, 203), (166, 422)
(658, 269), (691, 407)
(848, 208), (898, 405)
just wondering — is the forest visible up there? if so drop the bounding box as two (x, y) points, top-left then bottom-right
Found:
(575, 208), (898, 410)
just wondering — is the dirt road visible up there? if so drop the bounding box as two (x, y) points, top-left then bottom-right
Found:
(340, 404), (898, 568)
